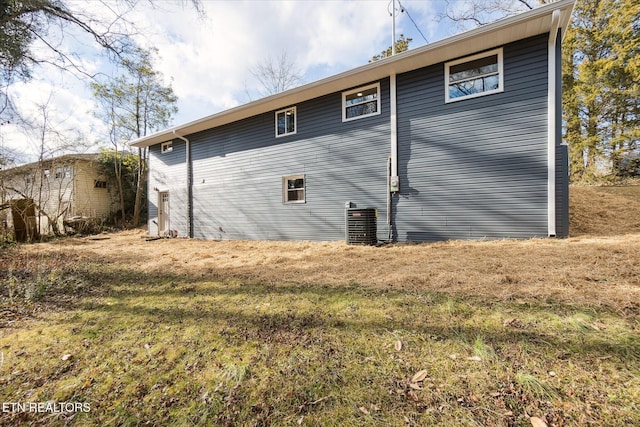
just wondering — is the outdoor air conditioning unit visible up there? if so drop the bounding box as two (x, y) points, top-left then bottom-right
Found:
(346, 207), (377, 245)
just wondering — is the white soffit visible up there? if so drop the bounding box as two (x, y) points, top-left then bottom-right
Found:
(131, 0), (574, 148)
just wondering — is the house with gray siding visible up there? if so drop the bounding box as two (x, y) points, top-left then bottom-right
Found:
(131, 0), (574, 243)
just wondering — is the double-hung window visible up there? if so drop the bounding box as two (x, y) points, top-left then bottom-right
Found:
(342, 83), (380, 122)
(161, 141), (173, 153)
(445, 48), (503, 102)
(276, 107), (296, 137)
(282, 174), (305, 204)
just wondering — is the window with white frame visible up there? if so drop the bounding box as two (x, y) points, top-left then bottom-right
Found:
(445, 48), (503, 103)
(276, 107), (297, 137)
(55, 166), (71, 179)
(161, 141), (173, 153)
(342, 83), (381, 122)
(282, 174), (305, 204)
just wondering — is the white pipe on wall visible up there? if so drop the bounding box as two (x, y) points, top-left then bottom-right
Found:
(390, 72), (398, 180)
(173, 130), (191, 238)
(547, 10), (561, 237)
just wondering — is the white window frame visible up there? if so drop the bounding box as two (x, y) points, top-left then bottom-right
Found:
(161, 141), (173, 153)
(282, 174), (305, 204)
(445, 48), (504, 103)
(275, 106), (297, 137)
(342, 82), (381, 122)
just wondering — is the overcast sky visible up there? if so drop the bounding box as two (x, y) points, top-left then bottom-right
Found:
(2, 0), (478, 165)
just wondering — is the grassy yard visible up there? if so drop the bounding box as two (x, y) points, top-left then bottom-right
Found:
(1, 186), (639, 426)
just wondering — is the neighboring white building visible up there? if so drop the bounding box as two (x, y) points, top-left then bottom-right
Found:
(0, 154), (114, 240)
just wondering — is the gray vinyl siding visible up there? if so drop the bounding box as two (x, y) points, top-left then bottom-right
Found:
(554, 30), (570, 238)
(146, 34), (565, 243)
(148, 142), (189, 237)
(187, 79), (390, 241)
(394, 34), (550, 241)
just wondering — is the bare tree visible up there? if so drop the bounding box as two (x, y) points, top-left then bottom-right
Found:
(19, 96), (81, 236)
(250, 51), (303, 96)
(439, 0), (547, 29)
(92, 47), (178, 227)
(1, 0), (203, 122)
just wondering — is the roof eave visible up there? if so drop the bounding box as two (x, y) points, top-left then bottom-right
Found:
(130, 0), (575, 149)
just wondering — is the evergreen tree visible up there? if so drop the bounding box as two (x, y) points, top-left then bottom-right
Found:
(370, 34), (412, 62)
(563, 0), (639, 180)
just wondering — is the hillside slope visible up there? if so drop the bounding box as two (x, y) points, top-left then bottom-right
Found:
(570, 185), (640, 236)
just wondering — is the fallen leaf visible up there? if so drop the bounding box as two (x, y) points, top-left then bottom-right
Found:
(411, 369), (429, 383)
(395, 340), (402, 351)
(466, 356), (482, 362)
(61, 354), (73, 361)
(297, 416), (304, 425)
(409, 382), (422, 390)
(503, 318), (523, 327)
(359, 406), (370, 415)
(530, 416), (548, 427)
(448, 354), (457, 360)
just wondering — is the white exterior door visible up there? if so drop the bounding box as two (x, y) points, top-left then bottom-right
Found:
(158, 192), (170, 235)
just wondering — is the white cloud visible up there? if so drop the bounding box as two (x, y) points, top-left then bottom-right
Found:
(5, 0), (445, 163)
(128, 0), (420, 122)
(2, 69), (109, 163)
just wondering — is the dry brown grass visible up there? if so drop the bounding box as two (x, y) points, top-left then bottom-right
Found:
(10, 186), (640, 314)
(570, 184), (640, 236)
(1, 186), (639, 426)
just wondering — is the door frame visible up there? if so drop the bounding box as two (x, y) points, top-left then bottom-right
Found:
(158, 191), (170, 235)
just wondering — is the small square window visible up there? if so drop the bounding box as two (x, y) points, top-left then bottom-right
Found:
(342, 83), (381, 122)
(445, 48), (503, 102)
(282, 174), (305, 204)
(276, 107), (297, 137)
(161, 141), (173, 153)
(94, 180), (107, 189)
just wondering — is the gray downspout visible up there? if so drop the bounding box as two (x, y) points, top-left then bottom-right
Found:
(173, 130), (192, 238)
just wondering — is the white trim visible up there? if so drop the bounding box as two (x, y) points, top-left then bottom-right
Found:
(390, 73), (398, 182)
(282, 174), (306, 204)
(275, 106), (297, 137)
(445, 48), (504, 103)
(158, 191), (170, 235)
(130, 0), (575, 149)
(342, 83), (381, 122)
(547, 10), (561, 237)
(161, 141), (173, 153)
(173, 130), (192, 238)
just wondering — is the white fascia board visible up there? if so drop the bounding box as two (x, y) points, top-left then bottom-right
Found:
(130, 0), (575, 149)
